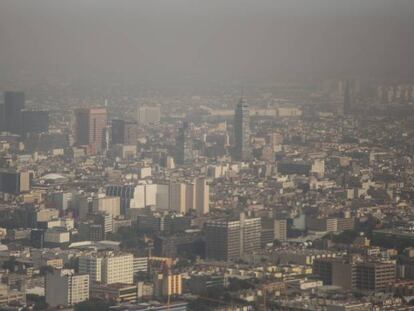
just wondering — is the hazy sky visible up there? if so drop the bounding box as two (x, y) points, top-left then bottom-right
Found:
(1, 0), (414, 86)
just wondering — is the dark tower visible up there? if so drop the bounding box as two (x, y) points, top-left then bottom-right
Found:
(111, 119), (125, 145)
(176, 121), (193, 165)
(0, 101), (5, 132)
(22, 110), (49, 134)
(4, 91), (25, 134)
(234, 98), (251, 161)
(111, 119), (138, 145)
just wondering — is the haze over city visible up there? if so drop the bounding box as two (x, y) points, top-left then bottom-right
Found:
(1, 0), (414, 90)
(0, 1), (414, 311)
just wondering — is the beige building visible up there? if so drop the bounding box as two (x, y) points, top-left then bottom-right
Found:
(102, 253), (134, 284)
(274, 219), (287, 242)
(137, 105), (161, 125)
(0, 284), (25, 306)
(36, 209), (59, 222)
(92, 196), (121, 217)
(153, 273), (182, 298)
(169, 182), (187, 214)
(79, 252), (133, 285)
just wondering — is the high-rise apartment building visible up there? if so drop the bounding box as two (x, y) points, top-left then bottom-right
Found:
(107, 180), (208, 215)
(92, 196), (121, 217)
(205, 219), (241, 261)
(206, 214), (261, 261)
(107, 184), (153, 211)
(79, 252), (134, 285)
(136, 105), (161, 126)
(176, 121), (193, 165)
(240, 214), (261, 255)
(4, 91), (25, 135)
(75, 107), (107, 154)
(102, 253), (134, 285)
(234, 98), (251, 161)
(45, 269), (89, 307)
(169, 182), (187, 214)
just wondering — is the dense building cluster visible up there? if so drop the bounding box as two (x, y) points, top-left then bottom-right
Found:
(1, 80), (414, 311)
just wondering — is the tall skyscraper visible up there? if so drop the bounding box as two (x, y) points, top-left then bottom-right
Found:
(111, 119), (138, 145)
(176, 121), (193, 165)
(123, 121), (138, 145)
(75, 108), (107, 154)
(234, 98), (251, 161)
(111, 119), (125, 145)
(194, 177), (209, 215)
(4, 91), (25, 135)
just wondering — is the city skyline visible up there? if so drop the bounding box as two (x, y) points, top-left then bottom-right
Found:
(0, 1), (413, 311)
